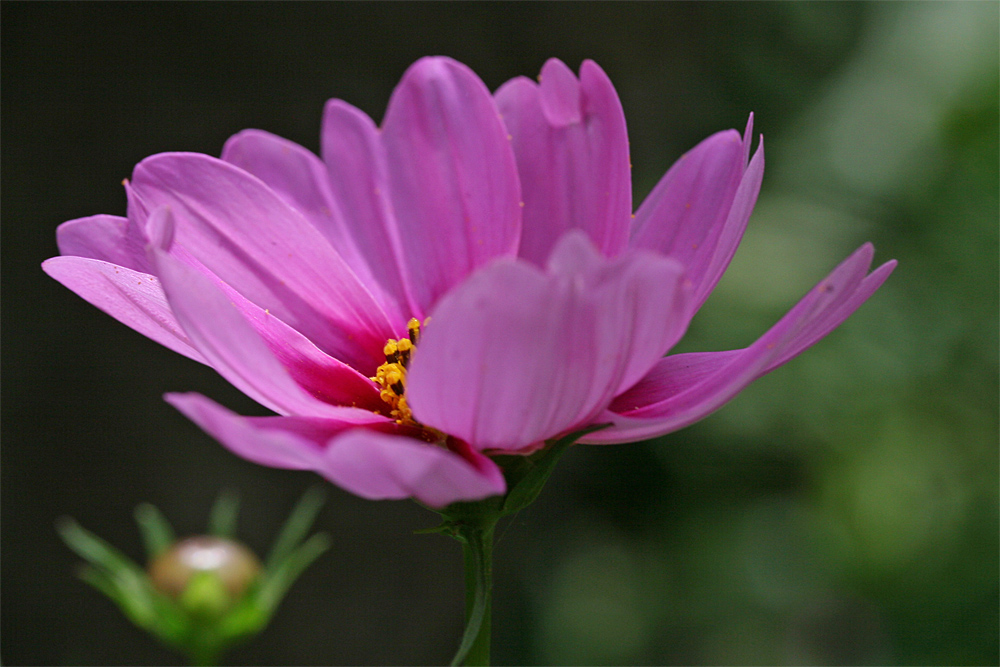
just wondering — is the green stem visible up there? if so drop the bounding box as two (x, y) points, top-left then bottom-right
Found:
(451, 525), (493, 666)
(188, 644), (220, 667)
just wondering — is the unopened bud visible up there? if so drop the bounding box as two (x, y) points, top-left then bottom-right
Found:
(148, 536), (261, 610)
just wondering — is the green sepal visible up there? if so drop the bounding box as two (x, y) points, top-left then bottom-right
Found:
(266, 486), (325, 570)
(255, 532), (331, 617)
(496, 425), (603, 515)
(499, 423), (611, 516)
(57, 517), (187, 646)
(207, 489), (240, 539)
(134, 503), (175, 560)
(425, 423), (611, 536)
(182, 572), (238, 620)
(57, 516), (160, 627)
(435, 496), (504, 536)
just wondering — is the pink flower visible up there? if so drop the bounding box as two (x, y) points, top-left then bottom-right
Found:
(43, 57), (895, 508)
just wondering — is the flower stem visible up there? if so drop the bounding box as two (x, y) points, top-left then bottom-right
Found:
(188, 644), (220, 667)
(451, 525), (493, 666)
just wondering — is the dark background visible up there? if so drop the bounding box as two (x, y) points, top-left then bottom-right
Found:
(3, 2), (997, 665)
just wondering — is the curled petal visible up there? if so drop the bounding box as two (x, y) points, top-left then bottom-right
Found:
(381, 56), (522, 314)
(582, 244), (896, 443)
(42, 256), (205, 363)
(630, 128), (752, 312)
(741, 112), (755, 166)
(407, 232), (687, 451)
(693, 132), (764, 312)
(56, 214), (151, 273)
(406, 259), (579, 451)
(496, 59), (631, 265)
(148, 206), (381, 410)
(539, 58), (582, 125)
(763, 255), (897, 370)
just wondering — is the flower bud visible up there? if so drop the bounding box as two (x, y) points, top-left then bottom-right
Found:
(148, 536), (261, 614)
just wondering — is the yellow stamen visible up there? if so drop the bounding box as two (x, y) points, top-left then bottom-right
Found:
(396, 338), (413, 365)
(370, 318), (426, 425)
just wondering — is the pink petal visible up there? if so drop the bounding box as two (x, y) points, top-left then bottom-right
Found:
(406, 232), (687, 451)
(205, 272), (384, 412)
(546, 231), (691, 395)
(151, 247), (381, 418)
(130, 152), (395, 371)
(320, 430), (507, 508)
(220, 128), (408, 328)
(381, 56), (522, 315)
(765, 255), (897, 370)
(692, 135), (764, 312)
(741, 112), (755, 166)
(496, 59), (631, 265)
(42, 256), (205, 363)
(321, 100), (415, 321)
(538, 58), (582, 126)
(165, 392), (387, 469)
(221, 130), (339, 235)
(629, 128), (748, 312)
(169, 392), (503, 507)
(167, 393), (323, 469)
(582, 245), (897, 444)
(56, 214), (151, 273)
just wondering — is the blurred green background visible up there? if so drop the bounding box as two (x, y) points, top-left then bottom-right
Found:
(3, 2), (997, 665)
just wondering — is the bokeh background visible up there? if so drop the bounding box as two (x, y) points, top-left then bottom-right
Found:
(3, 2), (997, 665)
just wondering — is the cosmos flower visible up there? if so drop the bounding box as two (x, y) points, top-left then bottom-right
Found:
(42, 57), (895, 507)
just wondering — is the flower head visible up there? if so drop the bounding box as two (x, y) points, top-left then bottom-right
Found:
(43, 57), (895, 508)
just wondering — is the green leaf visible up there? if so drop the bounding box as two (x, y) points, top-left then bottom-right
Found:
(134, 503), (175, 560)
(208, 489), (240, 539)
(265, 487), (325, 570)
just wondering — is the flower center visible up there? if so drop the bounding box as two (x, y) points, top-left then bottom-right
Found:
(371, 318), (424, 425)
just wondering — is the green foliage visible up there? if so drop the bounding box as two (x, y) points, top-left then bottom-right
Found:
(528, 4), (998, 665)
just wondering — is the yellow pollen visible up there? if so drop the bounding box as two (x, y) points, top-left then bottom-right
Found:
(371, 318), (426, 424)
